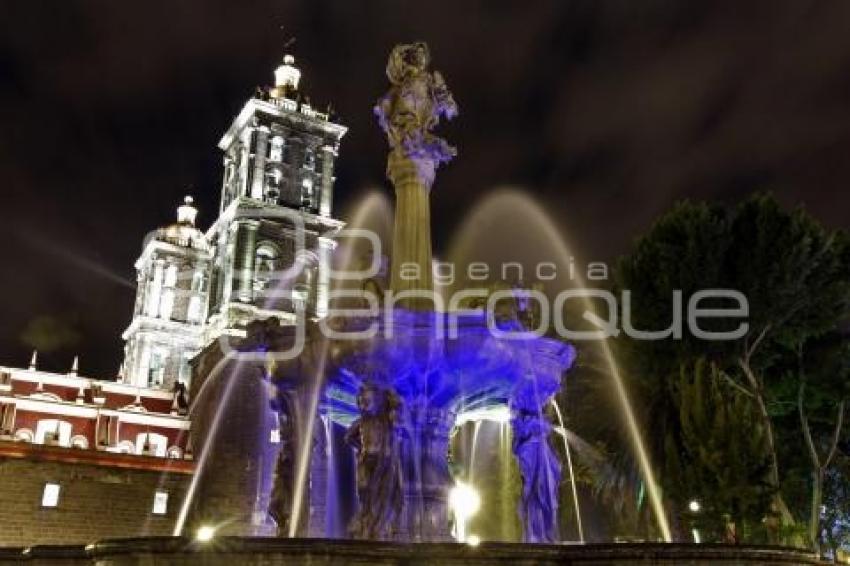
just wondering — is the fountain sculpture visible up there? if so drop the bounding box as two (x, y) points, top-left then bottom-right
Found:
(251, 41), (575, 543)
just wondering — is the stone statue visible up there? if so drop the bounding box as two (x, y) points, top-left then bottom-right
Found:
(170, 381), (189, 415)
(512, 408), (562, 543)
(345, 383), (404, 540)
(269, 402), (296, 536)
(375, 42), (458, 301)
(374, 41), (458, 164)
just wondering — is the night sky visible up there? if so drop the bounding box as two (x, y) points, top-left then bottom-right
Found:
(1, 1), (849, 378)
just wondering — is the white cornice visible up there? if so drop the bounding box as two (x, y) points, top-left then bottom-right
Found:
(135, 238), (212, 270)
(1, 367), (174, 400)
(218, 98), (347, 151)
(121, 316), (207, 342)
(11, 397), (191, 430)
(204, 197), (345, 241)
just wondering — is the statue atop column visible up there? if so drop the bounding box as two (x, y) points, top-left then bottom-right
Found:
(375, 41), (458, 166)
(345, 383), (405, 540)
(374, 41), (458, 303)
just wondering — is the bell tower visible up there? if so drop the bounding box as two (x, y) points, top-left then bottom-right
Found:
(122, 196), (212, 389)
(204, 54), (347, 342)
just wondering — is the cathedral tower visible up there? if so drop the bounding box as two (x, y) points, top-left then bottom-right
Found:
(204, 54), (346, 340)
(121, 197), (211, 388)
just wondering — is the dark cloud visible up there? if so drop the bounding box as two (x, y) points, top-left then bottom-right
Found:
(0, 0), (848, 376)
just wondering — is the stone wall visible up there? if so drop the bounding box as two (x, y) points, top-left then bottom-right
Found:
(0, 454), (190, 547)
(185, 346), (279, 537)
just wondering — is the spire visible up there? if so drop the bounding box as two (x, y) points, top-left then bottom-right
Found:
(177, 195), (198, 226)
(28, 350), (38, 371)
(271, 54), (301, 99)
(69, 355), (79, 377)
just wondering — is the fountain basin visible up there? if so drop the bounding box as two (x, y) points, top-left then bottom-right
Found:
(325, 309), (575, 423)
(8, 537), (823, 565)
(319, 308), (573, 541)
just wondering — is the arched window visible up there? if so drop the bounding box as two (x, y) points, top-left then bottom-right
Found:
(147, 348), (167, 387)
(159, 264), (178, 319)
(187, 271), (205, 324)
(264, 168), (282, 204)
(163, 264), (178, 287)
(301, 177), (315, 210)
(303, 148), (315, 170)
(254, 244), (279, 294)
(269, 136), (285, 162)
(167, 446), (183, 459)
(117, 440), (135, 454)
(136, 432), (167, 457)
(14, 428), (33, 443)
(70, 435), (89, 450)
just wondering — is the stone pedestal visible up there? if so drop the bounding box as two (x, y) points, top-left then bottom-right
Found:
(387, 150), (435, 308)
(400, 404), (455, 542)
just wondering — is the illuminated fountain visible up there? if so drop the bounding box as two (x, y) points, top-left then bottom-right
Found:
(259, 41), (575, 543)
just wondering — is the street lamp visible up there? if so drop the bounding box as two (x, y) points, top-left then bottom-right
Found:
(688, 500), (702, 543)
(196, 525), (216, 542)
(449, 482), (481, 543)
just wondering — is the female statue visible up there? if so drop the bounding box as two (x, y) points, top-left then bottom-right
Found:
(512, 408), (562, 543)
(345, 383), (405, 540)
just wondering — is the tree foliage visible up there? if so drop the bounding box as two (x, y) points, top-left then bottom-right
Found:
(613, 193), (850, 545)
(666, 358), (775, 543)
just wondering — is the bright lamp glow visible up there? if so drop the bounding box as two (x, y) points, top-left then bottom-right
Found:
(449, 482), (481, 518)
(688, 500), (701, 513)
(466, 534), (481, 547)
(196, 525), (216, 542)
(449, 482), (481, 543)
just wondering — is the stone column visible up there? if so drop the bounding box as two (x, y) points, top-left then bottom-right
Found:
(315, 237), (334, 318)
(238, 128), (253, 198)
(135, 337), (151, 388)
(319, 144), (337, 217)
(401, 403), (455, 541)
(307, 414), (329, 537)
(145, 259), (165, 316)
(250, 126), (270, 200)
(189, 260), (209, 323)
(387, 149), (435, 308)
(220, 155), (234, 213)
(1, 403), (16, 435)
(232, 220), (261, 303)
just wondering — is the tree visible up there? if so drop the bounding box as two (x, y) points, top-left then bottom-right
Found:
(615, 193), (850, 544)
(794, 334), (850, 550)
(722, 197), (850, 534)
(667, 358), (775, 543)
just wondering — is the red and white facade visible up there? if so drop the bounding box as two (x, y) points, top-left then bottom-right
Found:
(0, 364), (190, 460)
(0, 54), (343, 474)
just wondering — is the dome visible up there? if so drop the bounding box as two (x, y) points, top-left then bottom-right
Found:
(155, 223), (208, 250)
(153, 196), (209, 250)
